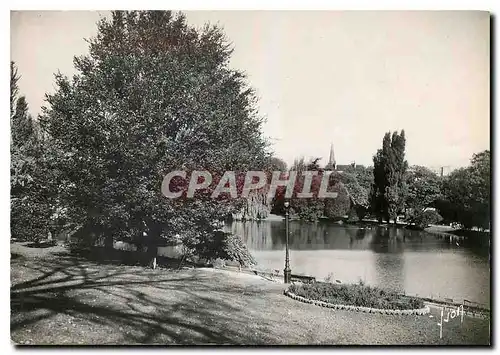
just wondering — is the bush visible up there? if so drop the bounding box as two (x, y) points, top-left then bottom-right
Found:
(187, 230), (257, 267)
(11, 197), (52, 242)
(415, 209), (443, 229)
(289, 281), (424, 310)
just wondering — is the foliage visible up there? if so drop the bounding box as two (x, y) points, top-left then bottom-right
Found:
(405, 166), (442, 223)
(337, 172), (368, 207)
(10, 61), (55, 242)
(290, 158), (326, 221)
(291, 156), (307, 172)
(414, 209), (443, 229)
(271, 157), (350, 221)
(342, 165), (374, 195)
(437, 151), (490, 229)
(10, 61), (19, 118)
(322, 173), (351, 219)
(370, 131), (408, 223)
(289, 281), (424, 310)
(186, 230), (256, 266)
(267, 157), (287, 171)
(38, 11), (271, 258)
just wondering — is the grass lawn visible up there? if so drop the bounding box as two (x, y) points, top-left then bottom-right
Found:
(11, 242), (491, 345)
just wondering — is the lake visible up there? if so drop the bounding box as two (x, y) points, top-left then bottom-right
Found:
(224, 220), (491, 308)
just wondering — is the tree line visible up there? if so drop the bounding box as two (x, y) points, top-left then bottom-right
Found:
(270, 131), (490, 231)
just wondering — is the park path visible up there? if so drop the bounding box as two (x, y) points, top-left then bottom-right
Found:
(11, 243), (490, 345)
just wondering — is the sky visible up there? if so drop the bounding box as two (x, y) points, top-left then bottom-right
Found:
(10, 10), (490, 169)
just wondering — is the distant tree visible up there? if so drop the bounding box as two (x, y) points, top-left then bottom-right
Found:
(290, 156), (307, 172)
(370, 130), (408, 223)
(271, 156), (349, 221)
(336, 172), (369, 220)
(271, 156), (308, 216)
(338, 165), (372, 221)
(10, 62), (34, 148)
(11, 96), (34, 148)
(323, 172), (351, 220)
(273, 157), (323, 220)
(306, 157), (322, 171)
(438, 151), (490, 230)
(438, 168), (474, 228)
(349, 165), (374, 194)
(39, 11), (270, 262)
(405, 166), (442, 223)
(470, 150), (491, 218)
(414, 209), (443, 229)
(294, 158), (325, 221)
(267, 156), (287, 171)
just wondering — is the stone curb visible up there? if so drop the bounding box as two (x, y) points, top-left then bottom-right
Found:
(284, 288), (430, 316)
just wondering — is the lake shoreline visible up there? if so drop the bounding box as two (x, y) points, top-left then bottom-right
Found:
(218, 264), (491, 314)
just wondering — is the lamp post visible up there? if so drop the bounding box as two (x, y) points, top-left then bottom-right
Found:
(284, 200), (291, 283)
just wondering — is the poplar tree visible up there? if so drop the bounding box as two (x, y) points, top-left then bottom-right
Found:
(11, 62), (52, 241)
(370, 130), (408, 223)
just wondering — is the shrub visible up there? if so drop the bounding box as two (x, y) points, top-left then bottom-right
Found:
(289, 282), (424, 310)
(187, 230), (257, 267)
(11, 196), (52, 242)
(415, 209), (443, 229)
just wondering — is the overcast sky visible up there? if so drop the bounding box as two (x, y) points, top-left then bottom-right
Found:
(11, 10), (490, 169)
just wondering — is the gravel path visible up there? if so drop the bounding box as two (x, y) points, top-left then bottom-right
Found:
(11, 244), (490, 345)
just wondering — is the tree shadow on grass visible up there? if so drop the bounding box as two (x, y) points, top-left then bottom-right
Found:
(56, 246), (209, 270)
(11, 254), (276, 345)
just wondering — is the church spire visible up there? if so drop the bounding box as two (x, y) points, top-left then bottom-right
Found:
(328, 143), (336, 170)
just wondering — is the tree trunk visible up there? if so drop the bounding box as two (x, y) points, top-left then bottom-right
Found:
(146, 228), (160, 268)
(146, 237), (158, 267)
(143, 221), (161, 268)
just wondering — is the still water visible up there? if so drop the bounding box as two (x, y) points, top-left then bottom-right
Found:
(224, 220), (490, 308)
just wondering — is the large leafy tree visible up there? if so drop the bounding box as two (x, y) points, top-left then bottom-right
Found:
(343, 165), (374, 195)
(336, 172), (369, 220)
(370, 130), (408, 223)
(405, 166), (442, 221)
(322, 172), (351, 220)
(39, 11), (270, 259)
(334, 165), (372, 217)
(438, 150), (490, 229)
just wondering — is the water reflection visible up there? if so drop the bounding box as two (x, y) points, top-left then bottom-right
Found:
(224, 220), (490, 307)
(227, 220), (462, 253)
